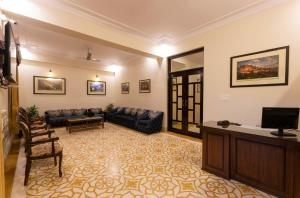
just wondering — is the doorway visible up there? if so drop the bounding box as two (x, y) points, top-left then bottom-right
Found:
(167, 48), (204, 138)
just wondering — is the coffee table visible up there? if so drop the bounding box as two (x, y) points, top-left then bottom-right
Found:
(66, 116), (104, 133)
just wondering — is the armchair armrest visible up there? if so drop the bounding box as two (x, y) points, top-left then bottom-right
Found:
(30, 136), (59, 146)
(31, 129), (55, 138)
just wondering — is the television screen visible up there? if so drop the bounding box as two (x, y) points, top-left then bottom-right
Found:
(261, 107), (299, 130)
(3, 22), (19, 83)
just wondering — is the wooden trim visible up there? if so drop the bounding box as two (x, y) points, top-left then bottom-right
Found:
(167, 48), (204, 138)
(0, 113), (5, 198)
(230, 46), (289, 88)
(87, 80), (106, 95)
(33, 76), (66, 95)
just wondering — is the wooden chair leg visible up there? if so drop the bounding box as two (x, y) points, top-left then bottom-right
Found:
(24, 159), (32, 186)
(58, 154), (63, 177)
(54, 155), (57, 166)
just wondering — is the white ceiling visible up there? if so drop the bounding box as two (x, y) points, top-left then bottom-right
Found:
(55, 0), (267, 40)
(6, 0), (279, 70)
(12, 22), (139, 67)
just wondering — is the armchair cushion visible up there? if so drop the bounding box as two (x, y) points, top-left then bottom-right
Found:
(31, 142), (62, 157)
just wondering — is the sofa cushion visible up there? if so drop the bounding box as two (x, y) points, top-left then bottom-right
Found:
(148, 111), (161, 119)
(137, 109), (148, 120)
(124, 108), (131, 115)
(73, 109), (86, 116)
(116, 107), (124, 114)
(61, 109), (73, 116)
(47, 110), (61, 117)
(89, 108), (102, 114)
(130, 108), (137, 117)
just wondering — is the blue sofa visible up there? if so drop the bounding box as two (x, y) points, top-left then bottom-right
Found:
(45, 108), (104, 127)
(107, 107), (164, 134)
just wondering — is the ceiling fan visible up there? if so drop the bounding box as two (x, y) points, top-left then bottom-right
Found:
(85, 48), (101, 62)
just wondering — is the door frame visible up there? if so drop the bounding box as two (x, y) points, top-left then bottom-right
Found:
(167, 47), (204, 138)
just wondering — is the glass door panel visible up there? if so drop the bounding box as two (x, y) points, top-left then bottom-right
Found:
(187, 73), (202, 134)
(171, 76), (183, 130)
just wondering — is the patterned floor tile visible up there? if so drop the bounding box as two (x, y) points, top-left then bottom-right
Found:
(11, 123), (273, 198)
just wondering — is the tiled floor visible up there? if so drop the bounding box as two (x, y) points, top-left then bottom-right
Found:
(11, 123), (273, 197)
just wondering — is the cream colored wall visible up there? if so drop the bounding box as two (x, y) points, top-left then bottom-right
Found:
(114, 57), (168, 127)
(18, 61), (116, 114)
(176, 0), (300, 127)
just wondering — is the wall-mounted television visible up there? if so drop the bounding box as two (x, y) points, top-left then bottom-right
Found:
(2, 22), (21, 83)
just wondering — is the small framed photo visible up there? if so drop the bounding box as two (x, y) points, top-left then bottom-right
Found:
(230, 46), (289, 88)
(33, 76), (66, 95)
(139, 79), (151, 93)
(121, 82), (129, 94)
(87, 80), (106, 95)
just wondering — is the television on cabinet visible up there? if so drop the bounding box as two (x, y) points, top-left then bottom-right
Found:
(261, 107), (299, 137)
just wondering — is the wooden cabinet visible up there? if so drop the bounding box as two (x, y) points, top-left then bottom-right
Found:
(201, 121), (300, 198)
(202, 127), (230, 178)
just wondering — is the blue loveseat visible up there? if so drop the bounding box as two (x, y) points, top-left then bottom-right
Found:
(107, 107), (164, 134)
(45, 108), (104, 127)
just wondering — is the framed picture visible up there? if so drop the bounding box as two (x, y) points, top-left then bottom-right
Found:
(230, 46), (289, 87)
(87, 80), (106, 95)
(33, 76), (66, 95)
(121, 82), (129, 94)
(139, 79), (151, 93)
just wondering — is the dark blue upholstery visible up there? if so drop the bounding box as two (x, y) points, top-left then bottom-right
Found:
(107, 107), (163, 134)
(45, 108), (104, 126)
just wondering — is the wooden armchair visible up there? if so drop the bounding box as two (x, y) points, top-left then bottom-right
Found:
(19, 107), (46, 129)
(19, 121), (63, 186)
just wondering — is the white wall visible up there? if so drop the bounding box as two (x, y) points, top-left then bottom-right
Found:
(114, 0), (300, 129)
(176, 0), (300, 127)
(18, 61), (116, 114)
(114, 57), (168, 127)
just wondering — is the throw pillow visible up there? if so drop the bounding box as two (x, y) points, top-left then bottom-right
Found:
(148, 111), (160, 119)
(124, 108), (131, 115)
(47, 110), (61, 117)
(130, 108), (137, 117)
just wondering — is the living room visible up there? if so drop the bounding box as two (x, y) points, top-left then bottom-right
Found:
(1, 0), (300, 197)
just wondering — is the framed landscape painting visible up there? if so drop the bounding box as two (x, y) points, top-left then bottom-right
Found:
(121, 82), (129, 94)
(33, 76), (66, 95)
(139, 79), (151, 93)
(230, 46), (289, 87)
(87, 80), (106, 95)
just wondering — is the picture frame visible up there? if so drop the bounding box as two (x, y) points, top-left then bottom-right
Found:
(121, 82), (129, 94)
(230, 46), (289, 88)
(139, 79), (151, 93)
(33, 76), (66, 95)
(87, 80), (106, 95)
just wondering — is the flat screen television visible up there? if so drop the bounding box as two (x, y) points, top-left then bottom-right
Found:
(261, 107), (299, 137)
(3, 22), (21, 83)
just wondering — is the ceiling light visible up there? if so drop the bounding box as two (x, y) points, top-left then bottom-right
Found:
(153, 37), (175, 57)
(106, 65), (122, 73)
